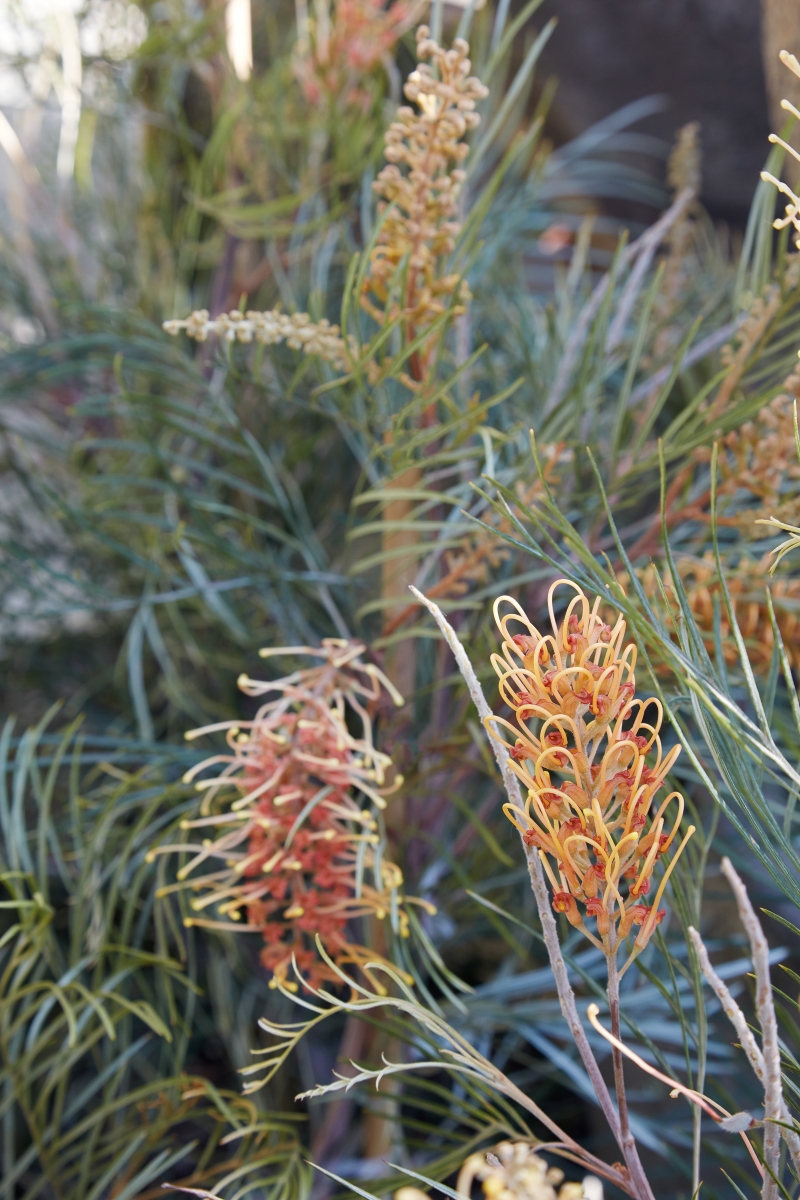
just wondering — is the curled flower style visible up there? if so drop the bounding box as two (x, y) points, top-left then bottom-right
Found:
(362, 25), (488, 337)
(487, 583), (694, 959)
(148, 639), (423, 993)
(162, 308), (352, 370)
(456, 1143), (588, 1200)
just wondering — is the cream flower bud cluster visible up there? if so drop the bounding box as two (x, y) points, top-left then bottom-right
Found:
(163, 309), (351, 370)
(363, 25), (488, 330)
(457, 1143), (586, 1200)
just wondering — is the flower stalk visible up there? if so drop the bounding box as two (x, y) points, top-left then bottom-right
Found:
(366, 26), (486, 690)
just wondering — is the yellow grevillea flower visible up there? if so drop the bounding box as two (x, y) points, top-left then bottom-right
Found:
(457, 1142), (586, 1200)
(486, 582), (694, 955)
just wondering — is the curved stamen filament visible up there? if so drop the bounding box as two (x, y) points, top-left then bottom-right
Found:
(538, 850), (563, 893)
(636, 825), (696, 947)
(484, 714), (540, 756)
(503, 802), (537, 837)
(631, 818), (663, 896)
(651, 791), (684, 851)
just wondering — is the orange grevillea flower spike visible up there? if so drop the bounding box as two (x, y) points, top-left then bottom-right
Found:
(486, 582), (694, 960)
(148, 639), (426, 993)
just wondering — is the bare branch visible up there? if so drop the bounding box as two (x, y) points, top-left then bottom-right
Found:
(688, 925), (800, 1178)
(688, 926), (764, 1074)
(720, 857), (783, 1198)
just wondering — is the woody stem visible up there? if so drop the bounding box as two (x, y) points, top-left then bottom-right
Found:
(607, 951), (631, 1141)
(607, 946), (656, 1200)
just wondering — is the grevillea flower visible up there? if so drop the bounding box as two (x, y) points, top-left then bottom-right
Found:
(149, 639), (425, 992)
(486, 583), (694, 957)
(293, 0), (420, 109)
(456, 1143), (586, 1200)
(362, 26), (488, 344)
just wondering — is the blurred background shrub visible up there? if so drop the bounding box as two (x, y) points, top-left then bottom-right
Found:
(1, 2), (800, 1199)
